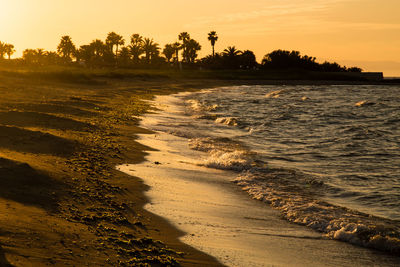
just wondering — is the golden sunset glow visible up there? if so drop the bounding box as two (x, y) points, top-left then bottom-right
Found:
(1, 0), (400, 75)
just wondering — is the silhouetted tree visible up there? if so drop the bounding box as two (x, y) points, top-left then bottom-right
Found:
(106, 32), (125, 59)
(223, 46), (242, 58)
(22, 48), (47, 65)
(90, 39), (106, 57)
(183, 39), (201, 63)
(347, 66), (362, 72)
(261, 49), (354, 72)
(222, 46), (242, 68)
(57, 35), (76, 62)
(262, 50), (315, 69)
(208, 31), (218, 57)
(143, 38), (160, 64)
(129, 34), (144, 64)
(22, 49), (36, 64)
(0, 42), (6, 59)
(76, 45), (95, 65)
(34, 49), (46, 65)
(239, 50), (257, 69)
(118, 47), (131, 66)
(178, 32), (190, 62)
(172, 42), (181, 63)
(43, 51), (61, 65)
(320, 61), (345, 72)
(163, 44), (175, 63)
(5, 43), (15, 60)
(198, 53), (224, 69)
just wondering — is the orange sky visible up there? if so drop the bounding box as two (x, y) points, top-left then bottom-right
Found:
(1, 0), (399, 75)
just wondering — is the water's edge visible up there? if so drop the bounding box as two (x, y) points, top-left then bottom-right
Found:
(119, 87), (400, 265)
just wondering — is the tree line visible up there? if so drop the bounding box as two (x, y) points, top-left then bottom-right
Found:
(0, 31), (361, 72)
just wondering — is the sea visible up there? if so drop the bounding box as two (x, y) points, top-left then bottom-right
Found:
(141, 84), (400, 254)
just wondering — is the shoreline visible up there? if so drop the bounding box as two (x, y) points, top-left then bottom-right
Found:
(0, 74), (227, 266)
(118, 90), (400, 266)
(0, 71), (399, 266)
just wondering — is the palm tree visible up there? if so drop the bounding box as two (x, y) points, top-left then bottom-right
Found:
(163, 44), (175, 63)
(129, 34), (144, 64)
(0, 42), (6, 59)
(35, 49), (45, 65)
(223, 46), (242, 57)
(57, 35), (76, 62)
(22, 48), (46, 65)
(208, 31), (218, 57)
(90, 39), (106, 57)
(43, 51), (61, 65)
(178, 32), (190, 62)
(183, 39), (201, 63)
(77, 45), (95, 65)
(172, 42), (181, 63)
(178, 32), (190, 43)
(22, 49), (36, 64)
(142, 38), (159, 64)
(118, 47), (131, 66)
(5, 43), (15, 59)
(239, 50), (257, 69)
(222, 46), (242, 69)
(106, 32), (125, 59)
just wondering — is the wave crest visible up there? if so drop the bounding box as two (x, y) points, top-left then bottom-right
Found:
(233, 170), (400, 254)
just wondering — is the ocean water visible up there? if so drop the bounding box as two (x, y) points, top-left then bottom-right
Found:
(143, 85), (400, 254)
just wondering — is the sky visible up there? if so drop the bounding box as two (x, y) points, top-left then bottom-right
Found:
(1, 0), (399, 76)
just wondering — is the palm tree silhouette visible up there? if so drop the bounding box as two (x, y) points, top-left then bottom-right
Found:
(178, 32), (190, 43)
(4, 44), (15, 60)
(118, 47), (131, 66)
(106, 32), (125, 59)
(90, 39), (106, 58)
(223, 46), (242, 57)
(172, 42), (181, 63)
(57, 36), (76, 62)
(0, 42), (6, 59)
(143, 38), (159, 64)
(129, 34), (144, 64)
(183, 39), (201, 63)
(178, 32), (190, 62)
(208, 31), (218, 57)
(163, 44), (175, 63)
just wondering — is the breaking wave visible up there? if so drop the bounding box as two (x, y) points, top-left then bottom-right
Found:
(189, 135), (400, 254)
(148, 85), (400, 256)
(233, 170), (400, 254)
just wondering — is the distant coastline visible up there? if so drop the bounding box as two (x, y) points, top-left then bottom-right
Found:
(1, 32), (370, 77)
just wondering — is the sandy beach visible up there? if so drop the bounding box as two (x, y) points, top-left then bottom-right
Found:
(0, 70), (228, 266)
(0, 69), (399, 266)
(118, 93), (400, 266)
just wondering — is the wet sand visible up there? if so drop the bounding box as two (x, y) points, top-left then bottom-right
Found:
(118, 97), (400, 266)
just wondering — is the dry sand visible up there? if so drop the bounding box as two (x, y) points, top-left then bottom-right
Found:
(0, 71), (226, 266)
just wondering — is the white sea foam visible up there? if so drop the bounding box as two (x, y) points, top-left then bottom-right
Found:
(188, 137), (260, 171)
(187, 99), (219, 112)
(152, 86), (400, 256)
(215, 117), (239, 126)
(233, 171), (400, 254)
(204, 150), (254, 171)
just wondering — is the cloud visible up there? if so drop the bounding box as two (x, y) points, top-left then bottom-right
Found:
(184, 0), (347, 29)
(183, 0), (400, 37)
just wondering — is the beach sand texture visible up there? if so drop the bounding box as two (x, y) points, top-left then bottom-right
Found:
(0, 71), (226, 266)
(0, 69), (399, 266)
